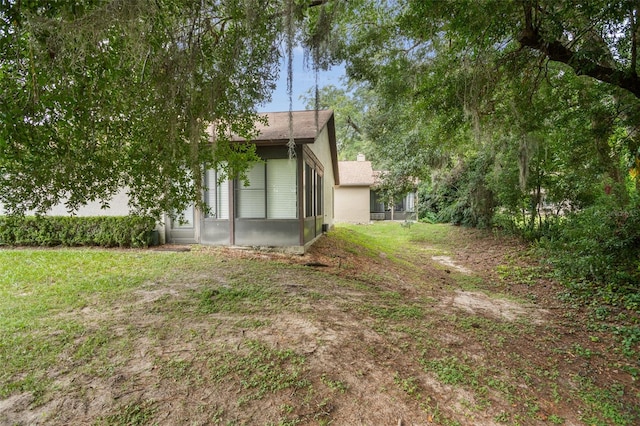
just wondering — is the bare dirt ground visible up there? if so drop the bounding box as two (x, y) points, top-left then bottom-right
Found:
(1, 225), (638, 425)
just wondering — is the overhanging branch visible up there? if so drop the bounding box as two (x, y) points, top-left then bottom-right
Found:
(518, 26), (640, 98)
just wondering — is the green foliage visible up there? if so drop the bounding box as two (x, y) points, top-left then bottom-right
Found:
(575, 377), (639, 426)
(538, 196), (640, 311)
(0, 215), (157, 248)
(307, 0), (640, 323)
(301, 84), (375, 161)
(96, 400), (157, 426)
(419, 152), (495, 228)
(0, 0), (284, 217)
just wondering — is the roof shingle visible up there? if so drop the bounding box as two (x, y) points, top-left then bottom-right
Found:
(338, 161), (374, 186)
(230, 110), (334, 144)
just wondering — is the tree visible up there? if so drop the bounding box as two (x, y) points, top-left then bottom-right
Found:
(0, 0), (301, 218)
(314, 0), (640, 219)
(301, 83), (375, 161)
(402, 0), (640, 98)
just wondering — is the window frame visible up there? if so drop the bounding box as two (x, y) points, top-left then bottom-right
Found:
(204, 168), (230, 220)
(236, 160), (298, 220)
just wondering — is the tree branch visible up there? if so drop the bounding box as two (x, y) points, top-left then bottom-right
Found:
(518, 26), (640, 98)
(346, 115), (361, 134)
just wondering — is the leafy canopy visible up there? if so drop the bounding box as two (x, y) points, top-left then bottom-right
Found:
(0, 0), (286, 217)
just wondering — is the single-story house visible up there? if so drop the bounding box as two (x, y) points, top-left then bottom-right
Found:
(0, 110), (339, 253)
(334, 154), (417, 223)
(370, 171), (417, 221)
(166, 109), (339, 253)
(334, 154), (375, 223)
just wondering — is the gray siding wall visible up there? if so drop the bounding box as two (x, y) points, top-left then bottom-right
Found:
(201, 220), (230, 245)
(234, 219), (300, 247)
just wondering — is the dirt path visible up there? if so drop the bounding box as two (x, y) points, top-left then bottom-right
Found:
(1, 226), (638, 425)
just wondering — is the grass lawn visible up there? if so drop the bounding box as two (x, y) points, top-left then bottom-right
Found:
(0, 222), (638, 425)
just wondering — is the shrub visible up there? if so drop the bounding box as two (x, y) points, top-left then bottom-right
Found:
(538, 196), (640, 311)
(420, 152), (495, 228)
(0, 215), (157, 248)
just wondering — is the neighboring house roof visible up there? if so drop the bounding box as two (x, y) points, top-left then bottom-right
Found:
(338, 161), (375, 186)
(372, 170), (386, 187)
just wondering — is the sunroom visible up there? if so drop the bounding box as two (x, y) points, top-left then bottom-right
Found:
(166, 110), (339, 253)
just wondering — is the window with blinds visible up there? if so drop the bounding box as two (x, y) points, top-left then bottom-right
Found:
(205, 168), (229, 219)
(267, 159), (297, 219)
(236, 160), (298, 219)
(237, 163), (266, 218)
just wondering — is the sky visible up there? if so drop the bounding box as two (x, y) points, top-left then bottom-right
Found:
(259, 47), (346, 113)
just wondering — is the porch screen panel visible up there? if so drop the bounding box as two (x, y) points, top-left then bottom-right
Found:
(217, 179), (229, 219)
(406, 192), (415, 212)
(305, 163), (314, 217)
(316, 174), (323, 216)
(237, 163), (266, 218)
(175, 204), (194, 228)
(267, 159), (297, 219)
(205, 169), (217, 218)
(205, 169), (229, 219)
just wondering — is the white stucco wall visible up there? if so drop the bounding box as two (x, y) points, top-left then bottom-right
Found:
(49, 190), (132, 216)
(306, 125), (336, 227)
(334, 186), (371, 223)
(0, 189), (132, 216)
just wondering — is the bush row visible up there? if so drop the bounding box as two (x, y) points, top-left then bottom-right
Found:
(0, 215), (158, 248)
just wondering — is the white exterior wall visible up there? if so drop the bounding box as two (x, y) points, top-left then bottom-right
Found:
(48, 190), (132, 216)
(306, 125), (336, 228)
(334, 186), (370, 223)
(0, 189), (132, 216)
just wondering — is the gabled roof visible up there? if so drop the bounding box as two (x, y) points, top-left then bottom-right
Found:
(230, 110), (334, 145)
(338, 160), (375, 186)
(224, 110), (340, 185)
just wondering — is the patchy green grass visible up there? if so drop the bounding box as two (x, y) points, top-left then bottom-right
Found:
(575, 377), (639, 426)
(210, 339), (310, 404)
(0, 249), (196, 399)
(95, 400), (157, 426)
(335, 222), (456, 257)
(0, 223), (638, 425)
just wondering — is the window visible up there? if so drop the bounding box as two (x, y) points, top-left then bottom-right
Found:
(237, 160), (298, 219)
(204, 168), (229, 219)
(237, 163), (266, 218)
(267, 159), (297, 219)
(174, 204), (194, 228)
(305, 161), (323, 218)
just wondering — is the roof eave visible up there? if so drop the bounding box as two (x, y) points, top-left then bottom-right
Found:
(231, 138), (316, 146)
